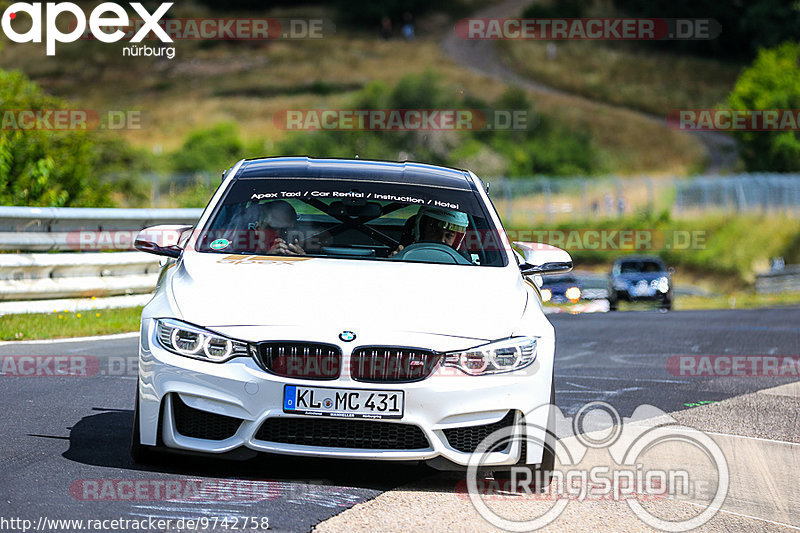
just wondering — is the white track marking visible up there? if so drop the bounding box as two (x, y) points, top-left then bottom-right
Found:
(685, 428), (800, 447)
(682, 501), (800, 530)
(0, 331), (138, 346)
(555, 374), (690, 384)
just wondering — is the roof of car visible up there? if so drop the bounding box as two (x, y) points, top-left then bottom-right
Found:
(234, 157), (474, 190)
(613, 255), (665, 264)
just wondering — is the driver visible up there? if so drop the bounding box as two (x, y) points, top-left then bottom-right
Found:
(391, 206), (469, 257)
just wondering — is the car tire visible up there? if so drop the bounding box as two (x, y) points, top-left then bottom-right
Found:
(492, 377), (556, 492)
(130, 384), (164, 465)
(661, 300), (672, 311)
(608, 297), (618, 311)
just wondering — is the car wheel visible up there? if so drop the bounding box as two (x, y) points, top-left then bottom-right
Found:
(661, 300), (672, 311)
(492, 377), (556, 492)
(131, 384), (164, 465)
(608, 297), (618, 311)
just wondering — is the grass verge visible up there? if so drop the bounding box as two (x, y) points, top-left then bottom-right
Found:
(496, 40), (742, 116)
(0, 307), (142, 341)
(546, 291), (800, 313)
(513, 214), (800, 284)
(675, 291), (800, 310)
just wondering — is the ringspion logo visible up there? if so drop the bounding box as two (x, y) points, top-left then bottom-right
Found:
(1, 2), (173, 55)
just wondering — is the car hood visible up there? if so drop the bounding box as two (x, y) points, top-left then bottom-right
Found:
(168, 252), (527, 341)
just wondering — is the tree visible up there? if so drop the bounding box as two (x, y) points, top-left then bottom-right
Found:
(727, 41), (800, 171)
(612, 0), (800, 60)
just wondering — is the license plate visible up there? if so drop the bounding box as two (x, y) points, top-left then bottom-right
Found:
(283, 385), (404, 419)
(632, 283), (654, 297)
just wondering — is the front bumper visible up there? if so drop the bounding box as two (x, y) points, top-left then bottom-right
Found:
(137, 320), (555, 468)
(612, 288), (671, 302)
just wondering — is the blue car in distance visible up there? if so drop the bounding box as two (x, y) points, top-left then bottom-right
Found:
(540, 274), (582, 304)
(607, 256), (673, 311)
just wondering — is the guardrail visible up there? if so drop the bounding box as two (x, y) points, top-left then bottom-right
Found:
(755, 266), (800, 294)
(0, 206), (202, 251)
(0, 207), (202, 308)
(0, 252), (161, 301)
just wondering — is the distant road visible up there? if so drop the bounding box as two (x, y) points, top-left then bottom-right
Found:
(441, 0), (739, 173)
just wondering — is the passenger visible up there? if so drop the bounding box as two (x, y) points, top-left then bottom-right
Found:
(391, 206), (468, 257)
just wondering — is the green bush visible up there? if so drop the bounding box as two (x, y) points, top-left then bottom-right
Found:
(170, 123), (247, 174)
(0, 70), (113, 207)
(727, 41), (800, 171)
(171, 178), (219, 208)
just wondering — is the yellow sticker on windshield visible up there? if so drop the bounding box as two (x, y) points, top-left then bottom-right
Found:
(217, 255), (311, 265)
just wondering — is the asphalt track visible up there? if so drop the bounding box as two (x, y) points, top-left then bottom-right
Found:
(1, 308), (798, 532)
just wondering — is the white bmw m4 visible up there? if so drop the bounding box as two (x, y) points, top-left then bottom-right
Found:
(132, 157), (571, 476)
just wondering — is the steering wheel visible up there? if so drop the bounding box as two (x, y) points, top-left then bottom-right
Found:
(391, 242), (472, 265)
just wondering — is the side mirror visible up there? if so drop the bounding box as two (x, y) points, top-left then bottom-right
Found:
(513, 242), (573, 276)
(134, 225), (193, 258)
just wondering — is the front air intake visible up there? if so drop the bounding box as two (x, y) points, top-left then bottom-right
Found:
(350, 347), (440, 382)
(172, 394), (242, 441)
(254, 342), (342, 380)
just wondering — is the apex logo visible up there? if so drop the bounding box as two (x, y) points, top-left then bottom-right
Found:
(1, 2), (173, 56)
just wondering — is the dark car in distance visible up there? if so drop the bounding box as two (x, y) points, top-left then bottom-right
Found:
(608, 256), (673, 311)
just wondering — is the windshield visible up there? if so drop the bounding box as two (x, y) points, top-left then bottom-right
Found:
(195, 178), (507, 267)
(543, 275), (578, 285)
(618, 260), (665, 274)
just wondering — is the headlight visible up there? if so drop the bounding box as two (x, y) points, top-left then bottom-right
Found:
(650, 277), (669, 293)
(156, 318), (249, 362)
(443, 337), (537, 375)
(541, 288), (552, 302)
(565, 286), (581, 302)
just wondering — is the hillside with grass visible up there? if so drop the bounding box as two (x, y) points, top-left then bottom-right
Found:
(0, 1), (713, 196)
